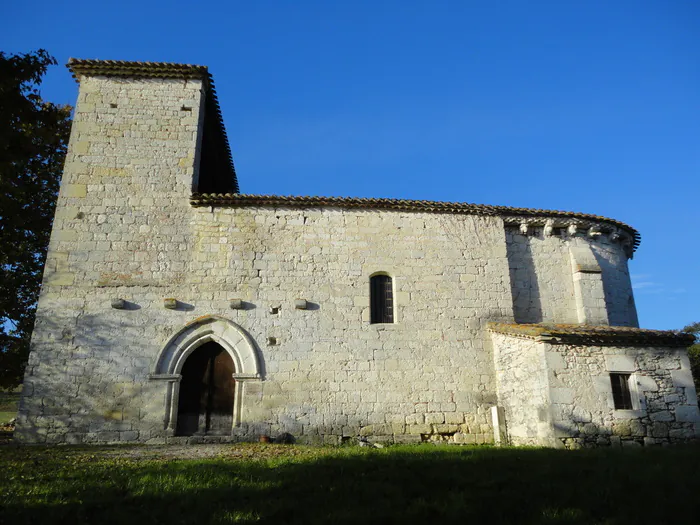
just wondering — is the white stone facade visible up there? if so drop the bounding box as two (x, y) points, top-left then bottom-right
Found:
(14, 60), (698, 447)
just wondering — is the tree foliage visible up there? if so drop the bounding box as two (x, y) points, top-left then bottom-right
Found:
(0, 50), (72, 389)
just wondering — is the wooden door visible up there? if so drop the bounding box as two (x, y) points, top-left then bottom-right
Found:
(176, 342), (235, 436)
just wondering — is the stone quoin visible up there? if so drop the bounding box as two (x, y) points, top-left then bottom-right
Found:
(15, 59), (699, 448)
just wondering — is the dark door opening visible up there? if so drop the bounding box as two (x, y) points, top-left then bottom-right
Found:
(176, 342), (235, 436)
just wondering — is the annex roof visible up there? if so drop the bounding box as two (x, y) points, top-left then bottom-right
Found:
(487, 322), (694, 347)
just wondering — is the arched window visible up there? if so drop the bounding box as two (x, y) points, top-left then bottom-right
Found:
(370, 274), (394, 324)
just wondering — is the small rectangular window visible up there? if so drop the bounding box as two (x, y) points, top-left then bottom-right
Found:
(610, 373), (633, 410)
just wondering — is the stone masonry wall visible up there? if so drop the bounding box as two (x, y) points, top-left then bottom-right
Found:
(506, 227), (637, 327)
(590, 242), (638, 327)
(16, 75), (206, 444)
(491, 331), (699, 448)
(18, 74), (523, 447)
(544, 342), (700, 448)
(491, 332), (556, 446)
(19, 204), (517, 444)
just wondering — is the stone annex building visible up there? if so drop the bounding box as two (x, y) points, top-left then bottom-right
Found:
(15, 59), (699, 448)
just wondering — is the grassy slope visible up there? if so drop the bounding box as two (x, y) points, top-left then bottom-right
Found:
(1, 443), (700, 524)
(0, 389), (20, 424)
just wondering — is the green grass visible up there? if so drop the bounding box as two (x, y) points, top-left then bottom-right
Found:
(0, 387), (20, 424)
(1, 443), (700, 524)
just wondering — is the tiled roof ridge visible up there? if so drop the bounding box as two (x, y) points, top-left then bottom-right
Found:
(67, 58), (209, 79)
(487, 322), (694, 347)
(66, 58), (238, 193)
(190, 192), (640, 250)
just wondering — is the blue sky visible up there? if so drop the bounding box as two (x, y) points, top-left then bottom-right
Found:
(3, 0), (698, 330)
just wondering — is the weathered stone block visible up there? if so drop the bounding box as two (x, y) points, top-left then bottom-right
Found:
(605, 355), (636, 373)
(636, 375), (658, 392)
(630, 420), (646, 437)
(671, 370), (694, 389)
(651, 422), (668, 438)
(675, 405), (700, 422)
(650, 411), (674, 422)
(62, 183), (87, 198)
(453, 432), (476, 444)
(120, 431), (139, 441)
(408, 424), (432, 435)
(425, 413), (445, 424)
(550, 388), (574, 404)
(612, 421), (631, 437)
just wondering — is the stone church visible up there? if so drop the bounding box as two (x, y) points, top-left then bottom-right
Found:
(15, 59), (699, 448)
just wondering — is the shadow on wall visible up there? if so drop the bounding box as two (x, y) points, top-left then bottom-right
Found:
(590, 246), (638, 327)
(4, 445), (700, 524)
(506, 231), (543, 323)
(16, 311), (184, 443)
(551, 415), (696, 449)
(551, 419), (613, 449)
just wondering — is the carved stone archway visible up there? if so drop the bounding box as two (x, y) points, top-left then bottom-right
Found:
(149, 315), (263, 433)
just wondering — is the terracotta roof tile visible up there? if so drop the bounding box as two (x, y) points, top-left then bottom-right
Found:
(66, 58), (209, 79)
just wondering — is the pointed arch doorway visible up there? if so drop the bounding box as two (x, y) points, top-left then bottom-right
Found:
(149, 316), (263, 435)
(176, 341), (235, 436)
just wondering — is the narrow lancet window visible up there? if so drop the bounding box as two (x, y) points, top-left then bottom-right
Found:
(370, 274), (394, 324)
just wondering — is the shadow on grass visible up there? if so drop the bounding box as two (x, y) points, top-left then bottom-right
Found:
(2, 444), (700, 524)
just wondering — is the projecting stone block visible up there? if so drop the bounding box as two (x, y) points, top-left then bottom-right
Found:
(294, 299), (308, 310)
(111, 298), (126, 309)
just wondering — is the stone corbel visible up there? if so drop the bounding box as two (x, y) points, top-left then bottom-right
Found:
(621, 238), (634, 259)
(567, 224), (578, 236)
(519, 222), (529, 235)
(543, 220), (554, 237)
(587, 226), (602, 238)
